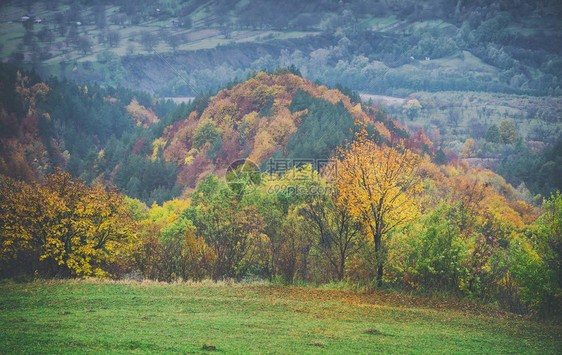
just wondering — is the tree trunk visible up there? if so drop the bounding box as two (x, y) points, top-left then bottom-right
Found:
(339, 252), (346, 281)
(368, 222), (385, 286)
(373, 226), (383, 287)
(376, 263), (384, 287)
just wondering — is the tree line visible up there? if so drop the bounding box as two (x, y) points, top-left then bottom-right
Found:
(2, 124), (559, 317)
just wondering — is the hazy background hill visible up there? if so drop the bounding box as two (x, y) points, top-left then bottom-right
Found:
(2, 0), (561, 96)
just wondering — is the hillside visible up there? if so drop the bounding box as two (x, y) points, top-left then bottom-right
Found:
(0, 64), (179, 201)
(0, 65), (406, 200)
(157, 70), (404, 190)
(3, 62), (560, 206)
(1, 0), (561, 97)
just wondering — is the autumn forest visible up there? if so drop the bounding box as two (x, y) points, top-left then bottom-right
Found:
(1, 65), (559, 318)
(1, 0), (561, 352)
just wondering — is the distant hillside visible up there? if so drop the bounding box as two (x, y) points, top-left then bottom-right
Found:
(0, 63), (178, 201)
(1, 0), (561, 96)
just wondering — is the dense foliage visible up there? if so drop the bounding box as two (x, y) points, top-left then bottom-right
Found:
(0, 64), (181, 205)
(0, 171), (137, 278)
(4, 1), (561, 98)
(0, 66), (560, 318)
(497, 140), (562, 197)
(120, 137), (559, 318)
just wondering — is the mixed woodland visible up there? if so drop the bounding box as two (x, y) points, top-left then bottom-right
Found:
(1, 64), (560, 319)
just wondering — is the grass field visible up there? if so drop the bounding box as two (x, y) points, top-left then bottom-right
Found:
(0, 280), (560, 354)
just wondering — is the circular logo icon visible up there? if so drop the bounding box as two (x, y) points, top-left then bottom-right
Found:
(225, 159), (261, 192)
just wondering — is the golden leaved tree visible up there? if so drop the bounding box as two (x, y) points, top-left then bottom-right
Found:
(336, 124), (421, 285)
(0, 171), (137, 278)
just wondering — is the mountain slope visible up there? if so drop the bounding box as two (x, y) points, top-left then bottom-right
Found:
(1, 64), (559, 204)
(155, 70), (406, 189)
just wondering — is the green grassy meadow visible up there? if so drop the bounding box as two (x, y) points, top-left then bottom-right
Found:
(0, 280), (560, 354)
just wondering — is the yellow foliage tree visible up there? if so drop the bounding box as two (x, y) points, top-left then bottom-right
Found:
(266, 107), (297, 145)
(335, 124), (422, 285)
(250, 130), (275, 162)
(125, 98), (159, 127)
(460, 138), (477, 158)
(182, 226), (216, 281)
(0, 171), (138, 278)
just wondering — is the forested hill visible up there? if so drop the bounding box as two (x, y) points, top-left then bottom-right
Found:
(1, 64), (561, 206)
(155, 69), (410, 191)
(0, 64), (409, 203)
